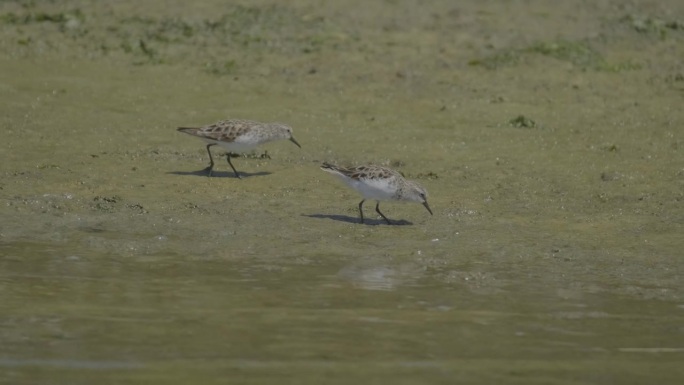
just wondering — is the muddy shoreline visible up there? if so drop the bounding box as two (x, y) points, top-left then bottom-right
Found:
(1, 1), (683, 383)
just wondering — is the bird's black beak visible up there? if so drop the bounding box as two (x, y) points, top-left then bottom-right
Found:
(290, 136), (301, 148)
(423, 201), (433, 215)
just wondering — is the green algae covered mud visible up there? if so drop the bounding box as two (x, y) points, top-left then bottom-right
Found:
(1, 1), (683, 384)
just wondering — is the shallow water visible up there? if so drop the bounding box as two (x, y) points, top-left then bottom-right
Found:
(1, 0), (683, 383)
(2, 241), (683, 384)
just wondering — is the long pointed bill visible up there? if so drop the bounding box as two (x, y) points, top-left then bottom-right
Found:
(289, 136), (301, 148)
(422, 201), (433, 215)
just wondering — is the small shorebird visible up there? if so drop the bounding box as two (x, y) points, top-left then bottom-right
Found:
(320, 162), (433, 224)
(177, 119), (301, 178)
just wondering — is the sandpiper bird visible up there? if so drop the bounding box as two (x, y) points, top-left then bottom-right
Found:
(320, 162), (433, 224)
(177, 119), (301, 178)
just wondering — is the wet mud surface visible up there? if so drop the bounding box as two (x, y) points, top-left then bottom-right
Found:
(1, 0), (683, 383)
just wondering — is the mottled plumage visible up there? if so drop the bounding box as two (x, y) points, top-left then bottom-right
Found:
(177, 119), (301, 178)
(321, 162), (432, 224)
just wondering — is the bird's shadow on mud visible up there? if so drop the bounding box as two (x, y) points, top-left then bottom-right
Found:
(304, 213), (412, 226)
(168, 169), (272, 178)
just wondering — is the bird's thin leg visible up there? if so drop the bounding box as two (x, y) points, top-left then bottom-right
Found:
(204, 144), (216, 176)
(358, 199), (365, 224)
(375, 201), (391, 225)
(226, 153), (242, 179)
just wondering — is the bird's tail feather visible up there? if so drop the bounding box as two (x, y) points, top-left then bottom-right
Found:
(177, 127), (200, 135)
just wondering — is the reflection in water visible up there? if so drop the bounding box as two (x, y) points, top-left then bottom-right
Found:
(2, 242), (682, 384)
(0, 358), (142, 369)
(337, 261), (424, 291)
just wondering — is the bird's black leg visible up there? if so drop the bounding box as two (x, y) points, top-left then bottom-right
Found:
(358, 199), (365, 224)
(204, 144), (216, 176)
(226, 153), (242, 179)
(375, 201), (391, 225)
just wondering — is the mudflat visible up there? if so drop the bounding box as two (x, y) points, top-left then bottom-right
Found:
(1, 1), (682, 384)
